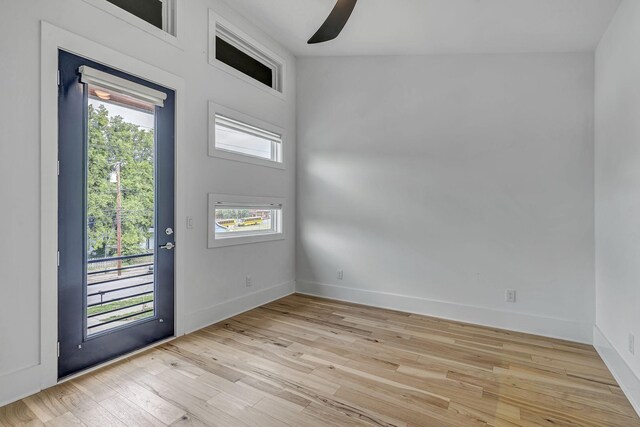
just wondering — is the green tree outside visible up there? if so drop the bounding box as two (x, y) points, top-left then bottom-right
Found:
(87, 104), (154, 259)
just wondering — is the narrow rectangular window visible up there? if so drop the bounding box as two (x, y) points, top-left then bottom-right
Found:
(215, 206), (280, 237)
(106, 0), (164, 29)
(215, 114), (282, 162)
(208, 195), (285, 247)
(209, 13), (284, 94)
(216, 37), (273, 88)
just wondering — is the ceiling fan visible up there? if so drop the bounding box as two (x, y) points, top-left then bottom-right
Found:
(308, 0), (358, 44)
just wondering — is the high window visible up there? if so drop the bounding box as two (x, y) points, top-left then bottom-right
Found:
(85, 0), (177, 37)
(216, 37), (273, 88)
(106, 0), (164, 29)
(210, 12), (284, 95)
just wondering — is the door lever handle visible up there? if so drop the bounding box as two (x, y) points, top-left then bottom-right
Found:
(160, 242), (175, 250)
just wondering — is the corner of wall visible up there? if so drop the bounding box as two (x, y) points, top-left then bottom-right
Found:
(183, 280), (295, 334)
(593, 325), (640, 418)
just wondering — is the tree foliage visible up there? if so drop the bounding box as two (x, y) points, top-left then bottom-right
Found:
(87, 104), (154, 258)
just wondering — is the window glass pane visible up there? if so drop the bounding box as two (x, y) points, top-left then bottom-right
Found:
(86, 84), (156, 335)
(106, 0), (164, 29)
(215, 115), (281, 162)
(216, 37), (273, 88)
(215, 208), (280, 237)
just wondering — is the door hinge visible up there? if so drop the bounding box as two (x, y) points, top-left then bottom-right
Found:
(57, 251), (60, 267)
(57, 70), (61, 86)
(57, 342), (60, 358)
(57, 160), (60, 176)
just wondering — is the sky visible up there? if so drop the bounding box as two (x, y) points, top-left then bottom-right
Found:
(89, 97), (155, 130)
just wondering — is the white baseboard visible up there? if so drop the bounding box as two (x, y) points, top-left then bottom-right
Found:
(594, 325), (640, 418)
(296, 280), (592, 344)
(184, 280), (295, 334)
(0, 364), (42, 408)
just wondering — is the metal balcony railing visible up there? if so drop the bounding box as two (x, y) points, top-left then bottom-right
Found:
(86, 253), (155, 333)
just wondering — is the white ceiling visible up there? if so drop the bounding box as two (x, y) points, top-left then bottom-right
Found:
(225, 0), (621, 56)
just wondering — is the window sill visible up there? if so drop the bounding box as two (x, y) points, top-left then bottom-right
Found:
(210, 149), (285, 170)
(210, 232), (285, 248)
(210, 60), (286, 100)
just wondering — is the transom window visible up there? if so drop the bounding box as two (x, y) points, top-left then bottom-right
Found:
(92, 0), (176, 35)
(209, 12), (284, 95)
(216, 37), (274, 89)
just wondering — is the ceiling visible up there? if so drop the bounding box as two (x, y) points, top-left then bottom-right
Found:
(225, 0), (621, 57)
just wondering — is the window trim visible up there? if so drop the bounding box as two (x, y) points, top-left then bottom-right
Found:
(208, 194), (285, 248)
(208, 9), (286, 99)
(81, 0), (181, 48)
(208, 102), (285, 170)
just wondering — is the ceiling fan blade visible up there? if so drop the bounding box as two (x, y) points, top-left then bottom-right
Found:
(308, 0), (358, 44)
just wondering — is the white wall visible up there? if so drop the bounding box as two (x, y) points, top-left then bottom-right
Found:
(594, 0), (640, 413)
(0, 0), (295, 405)
(296, 53), (595, 342)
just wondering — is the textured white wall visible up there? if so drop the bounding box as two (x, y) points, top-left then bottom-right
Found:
(296, 53), (595, 342)
(595, 0), (640, 401)
(0, 0), (295, 404)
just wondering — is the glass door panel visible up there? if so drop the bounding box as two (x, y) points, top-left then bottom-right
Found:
(85, 85), (157, 335)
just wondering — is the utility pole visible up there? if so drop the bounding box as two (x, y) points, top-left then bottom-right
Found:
(115, 162), (122, 276)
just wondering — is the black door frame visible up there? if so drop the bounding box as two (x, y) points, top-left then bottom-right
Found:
(57, 50), (176, 379)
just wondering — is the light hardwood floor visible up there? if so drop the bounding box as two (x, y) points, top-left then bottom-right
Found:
(1, 294), (639, 426)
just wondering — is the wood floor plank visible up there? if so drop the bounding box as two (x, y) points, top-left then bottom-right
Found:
(2, 294), (639, 426)
(98, 395), (167, 427)
(132, 371), (248, 427)
(169, 413), (210, 427)
(205, 392), (288, 427)
(253, 398), (336, 427)
(21, 387), (69, 423)
(69, 406), (128, 427)
(44, 411), (86, 427)
(0, 399), (44, 426)
(104, 377), (186, 424)
(69, 375), (117, 403)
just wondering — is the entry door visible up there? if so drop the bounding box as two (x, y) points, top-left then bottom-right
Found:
(58, 50), (175, 378)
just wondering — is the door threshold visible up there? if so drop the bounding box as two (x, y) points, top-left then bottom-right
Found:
(57, 335), (177, 384)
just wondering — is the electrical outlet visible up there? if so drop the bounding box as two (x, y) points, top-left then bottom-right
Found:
(186, 216), (193, 229)
(337, 269), (344, 280)
(245, 276), (252, 287)
(629, 334), (635, 355)
(505, 289), (516, 303)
